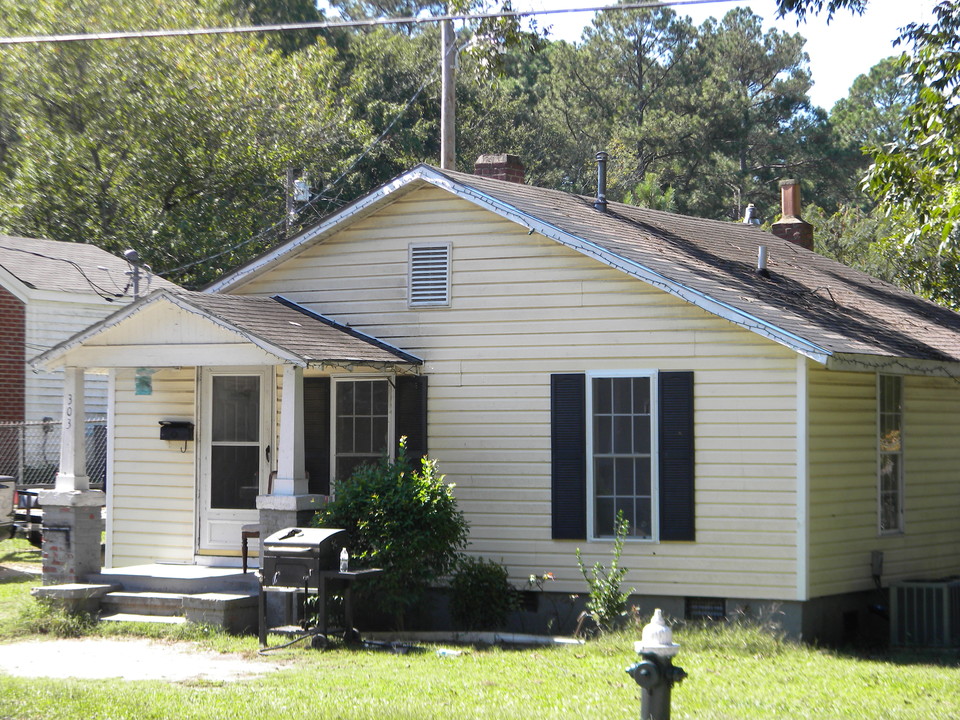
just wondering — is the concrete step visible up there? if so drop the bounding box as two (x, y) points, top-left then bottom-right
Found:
(101, 612), (188, 625)
(100, 591), (185, 617)
(87, 564), (259, 595)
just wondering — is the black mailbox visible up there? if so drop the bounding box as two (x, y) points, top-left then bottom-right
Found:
(159, 421), (194, 442)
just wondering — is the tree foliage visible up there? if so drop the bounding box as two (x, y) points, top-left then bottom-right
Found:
(865, 2), (960, 250)
(0, 0), (352, 287)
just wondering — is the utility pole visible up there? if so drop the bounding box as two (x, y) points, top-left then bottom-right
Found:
(285, 166), (296, 237)
(440, 17), (456, 171)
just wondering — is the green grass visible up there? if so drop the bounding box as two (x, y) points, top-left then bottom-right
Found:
(1, 538), (959, 719)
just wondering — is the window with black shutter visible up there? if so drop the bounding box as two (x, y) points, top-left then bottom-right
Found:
(551, 371), (695, 542)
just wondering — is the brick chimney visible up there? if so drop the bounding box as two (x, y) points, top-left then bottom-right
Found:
(771, 179), (814, 251)
(474, 154), (525, 183)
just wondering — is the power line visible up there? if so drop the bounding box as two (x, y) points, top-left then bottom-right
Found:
(0, 1), (739, 46)
(0, 244), (132, 300)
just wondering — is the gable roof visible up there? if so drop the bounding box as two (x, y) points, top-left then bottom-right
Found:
(208, 164), (960, 371)
(0, 235), (176, 299)
(32, 289), (421, 370)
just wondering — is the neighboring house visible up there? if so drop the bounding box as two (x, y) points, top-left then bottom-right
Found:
(0, 236), (175, 482)
(0, 236), (173, 424)
(33, 157), (960, 642)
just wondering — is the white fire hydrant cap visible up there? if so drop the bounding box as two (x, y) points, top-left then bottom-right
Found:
(635, 609), (680, 657)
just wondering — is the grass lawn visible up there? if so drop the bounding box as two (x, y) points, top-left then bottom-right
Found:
(1, 537), (959, 719)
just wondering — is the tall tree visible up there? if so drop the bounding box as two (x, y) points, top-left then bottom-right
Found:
(830, 55), (914, 150)
(865, 2), (960, 249)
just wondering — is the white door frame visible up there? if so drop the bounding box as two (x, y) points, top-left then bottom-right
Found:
(197, 366), (273, 554)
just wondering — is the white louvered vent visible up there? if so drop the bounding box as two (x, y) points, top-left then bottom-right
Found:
(409, 243), (451, 307)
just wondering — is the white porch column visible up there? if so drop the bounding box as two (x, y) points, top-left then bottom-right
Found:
(55, 367), (89, 492)
(42, 365), (104, 585)
(274, 364), (308, 496)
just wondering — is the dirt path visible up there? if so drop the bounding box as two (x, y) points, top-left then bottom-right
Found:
(0, 638), (283, 682)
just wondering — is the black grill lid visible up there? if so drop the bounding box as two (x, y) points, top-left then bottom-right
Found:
(263, 527), (345, 551)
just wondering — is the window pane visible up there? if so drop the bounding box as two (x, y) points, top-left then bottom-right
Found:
(594, 416), (612, 454)
(613, 416), (633, 453)
(355, 381), (372, 415)
(337, 381), (354, 414)
(595, 498), (614, 537)
(615, 457), (634, 495)
(211, 446), (260, 509)
(635, 498), (652, 538)
(633, 377), (650, 414)
(613, 378), (632, 414)
(594, 378), (612, 414)
(615, 497), (635, 532)
(595, 457), (614, 495)
(355, 417), (372, 453)
(336, 418), (353, 453)
(372, 418), (389, 454)
(212, 376), (259, 442)
(373, 384), (389, 414)
(634, 415), (651, 454)
(636, 457), (651, 495)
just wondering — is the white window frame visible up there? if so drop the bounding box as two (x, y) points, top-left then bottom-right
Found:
(877, 373), (905, 535)
(408, 242), (451, 308)
(586, 370), (659, 542)
(329, 375), (395, 488)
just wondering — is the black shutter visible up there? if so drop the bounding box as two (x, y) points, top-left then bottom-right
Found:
(396, 375), (428, 460)
(551, 373), (586, 540)
(303, 377), (330, 496)
(659, 371), (695, 541)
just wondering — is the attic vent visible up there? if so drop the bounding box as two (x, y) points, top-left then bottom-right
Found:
(409, 243), (451, 307)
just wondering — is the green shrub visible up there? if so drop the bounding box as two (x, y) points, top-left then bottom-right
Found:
(576, 510), (633, 633)
(449, 556), (517, 631)
(313, 439), (469, 628)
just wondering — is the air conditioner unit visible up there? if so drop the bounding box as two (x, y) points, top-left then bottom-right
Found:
(890, 578), (960, 647)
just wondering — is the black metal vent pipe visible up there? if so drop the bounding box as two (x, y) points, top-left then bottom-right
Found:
(595, 151), (608, 212)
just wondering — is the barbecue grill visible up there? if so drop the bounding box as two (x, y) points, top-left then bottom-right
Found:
(258, 527), (381, 648)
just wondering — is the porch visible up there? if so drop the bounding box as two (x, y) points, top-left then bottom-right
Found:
(28, 290), (423, 628)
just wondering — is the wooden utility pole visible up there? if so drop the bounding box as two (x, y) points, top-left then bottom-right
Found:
(440, 18), (456, 170)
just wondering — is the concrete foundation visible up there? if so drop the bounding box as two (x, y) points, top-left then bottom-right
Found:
(38, 490), (105, 585)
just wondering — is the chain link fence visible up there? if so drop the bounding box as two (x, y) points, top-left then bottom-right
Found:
(0, 417), (107, 488)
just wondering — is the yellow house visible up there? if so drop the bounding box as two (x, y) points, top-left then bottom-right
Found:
(34, 160), (960, 642)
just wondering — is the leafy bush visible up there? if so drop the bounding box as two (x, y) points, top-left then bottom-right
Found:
(313, 439), (469, 628)
(449, 556), (517, 631)
(576, 511), (634, 633)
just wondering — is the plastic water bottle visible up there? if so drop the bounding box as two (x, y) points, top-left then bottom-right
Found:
(339, 547), (349, 573)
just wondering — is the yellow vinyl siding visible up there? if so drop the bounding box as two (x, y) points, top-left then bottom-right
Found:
(236, 187), (801, 601)
(807, 367), (960, 596)
(109, 367), (196, 566)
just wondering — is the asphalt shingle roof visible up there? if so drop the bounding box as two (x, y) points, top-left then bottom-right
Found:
(0, 235), (176, 296)
(435, 167), (960, 364)
(170, 291), (419, 365)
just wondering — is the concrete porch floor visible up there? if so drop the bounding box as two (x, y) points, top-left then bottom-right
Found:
(87, 563), (260, 594)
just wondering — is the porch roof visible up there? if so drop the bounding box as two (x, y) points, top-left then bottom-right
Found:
(31, 289), (422, 370)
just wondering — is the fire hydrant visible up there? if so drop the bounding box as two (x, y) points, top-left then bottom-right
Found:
(626, 609), (687, 720)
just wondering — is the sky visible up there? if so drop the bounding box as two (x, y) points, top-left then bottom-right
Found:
(514, 0), (939, 110)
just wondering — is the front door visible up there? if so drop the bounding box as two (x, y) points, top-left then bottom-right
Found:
(198, 367), (272, 553)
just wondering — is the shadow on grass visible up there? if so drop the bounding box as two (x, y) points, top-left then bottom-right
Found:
(1, 546), (41, 565)
(834, 643), (960, 669)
